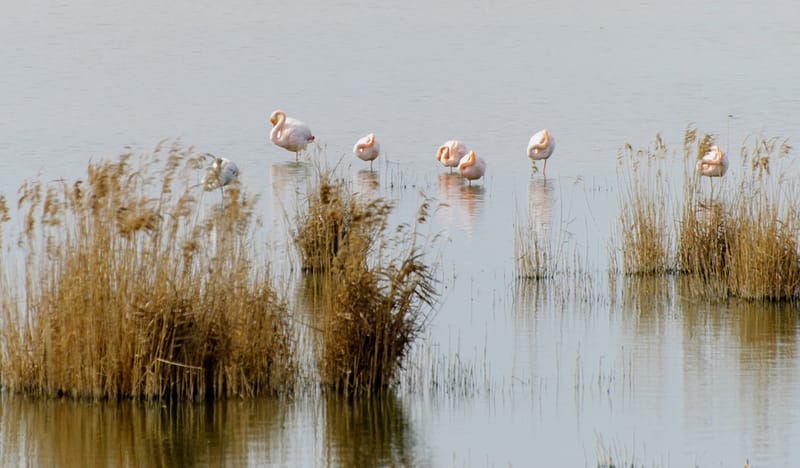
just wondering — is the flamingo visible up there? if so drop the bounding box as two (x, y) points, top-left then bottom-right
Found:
(457, 150), (486, 185)
(696, 145), (728, 196)
(436, 140), (468, 174)
(353, 133), (381, 171)
(202, 156), (240, 205)
(527, 129), (556, 176)
(269, 109), (315, 160)
(696, 145), (728, 177)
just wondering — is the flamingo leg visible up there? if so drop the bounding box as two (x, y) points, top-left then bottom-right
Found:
(709, 177), (714, 201)
(543, 160), (548, 178)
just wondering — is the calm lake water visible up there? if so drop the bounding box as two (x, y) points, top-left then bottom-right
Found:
(3, 0), (800, 466)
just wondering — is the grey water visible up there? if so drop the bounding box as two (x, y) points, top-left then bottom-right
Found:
(2, 0), (800, 466)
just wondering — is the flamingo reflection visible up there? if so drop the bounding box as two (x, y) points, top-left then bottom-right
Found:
(355, 169), (379, 199)
(527, 177), (555, 239)
(436, 172), (486, 235)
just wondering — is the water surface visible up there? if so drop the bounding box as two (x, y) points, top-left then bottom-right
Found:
(2, 0), (800, 466)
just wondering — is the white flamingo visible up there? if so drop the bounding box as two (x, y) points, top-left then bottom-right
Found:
(269, 109), (315, 160)
(202, 156), (240, 205)
(353, 133), (381, 171)
(457, 150), (486, 185)
(527, 129), (556, 176)
(436, 140), (468, 174)
(696, 145), (729, 196)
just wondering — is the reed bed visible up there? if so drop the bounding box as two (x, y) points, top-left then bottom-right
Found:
(294, 172), (439, 395)
(514, 211), (563, 280)
(615, 134), (672, 275)
(0, 143), (295, 400)
(617, 126), (800, 301)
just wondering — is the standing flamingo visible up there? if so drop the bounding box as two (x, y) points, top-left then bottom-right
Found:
(436, 140), (468, 174)
(527, 129), (556, 176)
(353, 133), (381, 171)
(202, 156), (240, 206)
(696, 145), (728, 196)
(457, 150), (486, 185)
(269, 109), (315, 160)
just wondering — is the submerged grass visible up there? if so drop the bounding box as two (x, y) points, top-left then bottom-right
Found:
(294, 171), (440, 395)
(617, 125), (800, 301)
(0, 143), (295, 400)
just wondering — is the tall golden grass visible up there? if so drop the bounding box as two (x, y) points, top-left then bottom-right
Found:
(0, 143), (295, 400)
(294, 172), (439, 394)
(616, 134), (673, 275)
(618, 125), (800, 300)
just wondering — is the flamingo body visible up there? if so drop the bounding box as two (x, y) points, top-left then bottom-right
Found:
(457, 150), (486, 184)
(269, 110), (315, 159)
(527, 129), (556, 176)
(696, 145), (728, 177)
(203, 157), (240, 191)
(437, 140), (468, 172)
(353, 133), (381, 170)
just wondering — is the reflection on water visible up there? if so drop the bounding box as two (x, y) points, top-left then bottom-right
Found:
(0, 398), (292, 467)
(527, 176), (555, 238)
(435, 173), (486, 235)
(271, 160), (312, 210)
(323, 392), (422, 467)
(4, 0), (800, 464)
(269, 161), (313, 255)
(354, 169), (379, 199)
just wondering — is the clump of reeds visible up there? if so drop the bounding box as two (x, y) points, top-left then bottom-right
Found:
(618, 125), (800, 300)
(295, 172), (439, 394)
(293, 171), (393, 272)
(615, 134), (673, 275)
(677, 129), (800, 300)
(0, 143), (295, 400)
(514, 208), (562, 280)
(723, 135), (800, 299)
(675, 129), (729, 277)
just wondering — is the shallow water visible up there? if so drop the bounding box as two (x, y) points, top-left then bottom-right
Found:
(2, 0), (800, 466)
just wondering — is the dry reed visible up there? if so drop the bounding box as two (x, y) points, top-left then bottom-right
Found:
(514, 209), (563, 279)
(0, 143), (295, 400)
(618, 125), (800, 300)
(294, 172), (439, 394)
(677, 129), (800, 300)
(615, 134), (672, 275)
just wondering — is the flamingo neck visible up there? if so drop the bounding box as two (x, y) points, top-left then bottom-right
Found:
(462, 151), (476, 168)
(356, 134), (374, 154)
(436, 145), (448, 161)
(270, 112), (286, 143)
(533, 131), (550, 152)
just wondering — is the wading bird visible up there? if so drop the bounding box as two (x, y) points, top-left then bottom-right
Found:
(457, 150), (486, 185)
(436, 140), (468, 173)
(696, 145), (728, 195)
(269, 109), (315, 160)
(353, 133), (381, 170)
(202, 156), (240, 204)
(527, 129), (556, 176)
